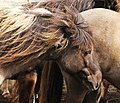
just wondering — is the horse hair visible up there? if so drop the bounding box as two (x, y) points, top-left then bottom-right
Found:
(24, 0), (94, 13)
(0, 0), (93, 67)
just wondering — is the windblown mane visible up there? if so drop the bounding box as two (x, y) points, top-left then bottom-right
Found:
(25, 0), (94, 12)
(0, 7), (76, 66)
(25, 0), (94, 50)
(0, 0), (94, 67)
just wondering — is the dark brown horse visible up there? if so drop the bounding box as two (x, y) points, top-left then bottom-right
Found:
(30, 0), (118, 103)
(0, 2), (102, 103)
(35, 0), (120, 103)
(26, 0), (104, 103)
(6, 1), (118, 103)
(22, 0), (117, 103)
(3, 0), (118, 102)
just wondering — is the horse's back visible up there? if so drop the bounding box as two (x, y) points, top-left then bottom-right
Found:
(80, 8), (120, 36)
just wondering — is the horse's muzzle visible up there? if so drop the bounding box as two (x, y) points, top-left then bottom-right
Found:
(81, 68), (102, 91)
(83, 53), (102, 91)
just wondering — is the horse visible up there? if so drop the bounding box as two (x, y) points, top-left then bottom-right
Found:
(6, 0), (119, 102)
(22, 0), (117, 103)
(22, 0), (119, 102)
(76, 8), (120, 103)
(14, 0), (120, 102)
(10, 1), (118, 103)
(29, 0), (119, 103)
(0, 3), (102, 103)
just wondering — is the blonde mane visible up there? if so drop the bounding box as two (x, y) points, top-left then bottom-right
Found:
(0, 7), (76, 66)
(0, 0), (94, 67)
(25, 0), (94, 13)
(25, 0), (94, 50)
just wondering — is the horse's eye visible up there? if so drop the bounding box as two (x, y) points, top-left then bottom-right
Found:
(84, 50), (91, 56)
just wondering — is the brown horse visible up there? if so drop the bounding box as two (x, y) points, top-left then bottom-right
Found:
(6, 1), (117, 103)
(78, 8), (120, 103)
(0, 3), (102, 103)
(35, 0), (120, 103)
(26, 0), (104, 103)
(1, 0), (116, 103)
(29, 1), (119, 103)
(3, 0), (118, 102)
(31, 0), (118, 103)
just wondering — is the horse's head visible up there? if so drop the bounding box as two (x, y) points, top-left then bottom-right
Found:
(57, 45), (102, 91)
(56, 14), (102, 91)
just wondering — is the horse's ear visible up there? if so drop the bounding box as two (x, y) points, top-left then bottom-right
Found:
(29, 8), (53, 17)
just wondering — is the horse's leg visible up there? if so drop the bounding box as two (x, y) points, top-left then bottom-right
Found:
(18, 70), (37, 103)
(38, 61), (63, 103)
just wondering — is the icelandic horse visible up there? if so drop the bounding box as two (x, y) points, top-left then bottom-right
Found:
(0, 1), (102, 103)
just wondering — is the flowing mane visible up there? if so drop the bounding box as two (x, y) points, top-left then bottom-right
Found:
(0, 7), (76, 66)
(25, 0), (94, 50)
(0, 0), (94, 67)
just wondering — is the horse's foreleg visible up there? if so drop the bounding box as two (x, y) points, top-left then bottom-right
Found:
(38, 61), (63, 103)
(18, 70), (37, 103)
